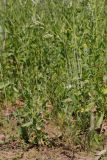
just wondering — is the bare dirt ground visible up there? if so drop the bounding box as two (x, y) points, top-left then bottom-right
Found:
(0, 102), (107, 160)
(0, 142), (95, 160)
(1, 132), (107, 160)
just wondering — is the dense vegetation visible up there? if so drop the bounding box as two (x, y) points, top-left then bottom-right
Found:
(0, 0), (107, 148)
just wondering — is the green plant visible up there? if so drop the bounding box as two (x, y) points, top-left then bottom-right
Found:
(0, 0), (107, 147)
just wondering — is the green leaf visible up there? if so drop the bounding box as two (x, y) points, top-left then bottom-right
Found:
(96, 112), (104, 129)
(94, 134), (99, 144)
(22, 121), (33, 128)
(0, 82), (10, 90)
(1, 52), (14, 58)
(102, 88), (107, 95)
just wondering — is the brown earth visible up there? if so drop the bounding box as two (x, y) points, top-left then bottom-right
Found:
(0, 101), (107, 160)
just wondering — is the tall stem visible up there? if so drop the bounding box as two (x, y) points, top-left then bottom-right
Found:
(2, 0), (7, 50)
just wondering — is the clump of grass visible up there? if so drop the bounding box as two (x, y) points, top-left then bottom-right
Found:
(0, 0), (107, 147)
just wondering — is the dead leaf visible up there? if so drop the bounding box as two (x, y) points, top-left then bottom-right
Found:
(15, 99), (24, 108)
(101, 120), (107, 135)
(95, 149), (107, 160)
